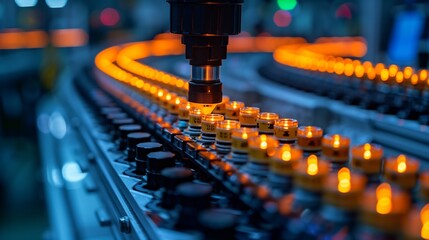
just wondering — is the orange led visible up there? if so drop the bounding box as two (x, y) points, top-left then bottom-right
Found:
(380, 69), (389, 82)
(404, 66), (413, 79)
(420, 70), (428, 81)
(411, 74), (419, 85)
(363, 143), (372, 160)
(396, 71), (404, 83)
(337, 167), (351, 193)
(421, 204), (429, 239)
(388, 65), (398, 77)
(307, 155), (318, 176)
(355, 65), (365, 78)
(397, 154), (407, 173)
(376, 183), (392, 215)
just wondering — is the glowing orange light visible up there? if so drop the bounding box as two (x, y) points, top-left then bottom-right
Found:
(380, 69), (389, 82)
(388, 65), (398, 77)
(420, 70), (428, 81)
(396, 72), (404, 83)
(397, 154), (407, 173)
(281, 145), (292, 161)
(376, 183), (392, 215)
(404, 67), (413, 79)
(337, 167), (351, 193)
(51, 28), (88, 47)
(421, 204), (429, 239)
(411, 74), (419, 85)
(333, 134), (340, 148)
(260, 135), (268, 149)
(363, 143), (372, 160)
(307, 155), (318, 176)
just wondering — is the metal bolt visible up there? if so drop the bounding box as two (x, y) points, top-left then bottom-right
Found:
(119, 216), (131, 233)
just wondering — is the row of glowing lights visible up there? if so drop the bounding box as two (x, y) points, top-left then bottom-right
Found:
(96, 39), (428, 236)
(0, 29), (88, 49)
(274, 46), (429, 88)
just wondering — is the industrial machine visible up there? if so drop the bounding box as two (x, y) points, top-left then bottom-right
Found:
(37, 1), (429, 239)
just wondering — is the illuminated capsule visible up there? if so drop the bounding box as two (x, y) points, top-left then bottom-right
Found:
(224, 127), (259, 166)
(225, 101), (244, 120)
(294, 155), (329, 193)
(212, 96), (230, 114)
(162, 92), (175, 109)
(200, 114), (224, 144)
(358, 183), (411, 237)
(323, 167), (366, 212)
(321, 134), (350, 168)
(384, 154), (419, 191)
(169, 96), (184, 116)
(269, 145), (302, 194)
(215, 120), (240, 155)
(243, 135), (279, 178)
(257, 112), (279, 135)
(274, 118), (298, 144)
(185, 108), (204, 137)
(351, 143), (383, 180)
(297, 126), (323, 152)
(402, 204), (429, 240)
(239, 107), (260, 128)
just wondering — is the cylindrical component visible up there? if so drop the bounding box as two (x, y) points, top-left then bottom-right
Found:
(186, 108), (204, 137)
(244, 135), (279, 178)
(248, 135), (279, 165)
(178, 102), (191, 121)
(200, 114), (224, 143)
(112, 118), (134, 139)
(351, 143), (383, 177)
(384, 154), (419, 191)
(294, 155), (329, 192)
(176, 182), (213, 229)
(199, 209), (239, 240)
(127, 132), (151, 162)
(257, 112), (279, 135)
(269, 145), (302, 193)
(359, 183), (411, 235)
(225, 101), (244, 120)
(231, 127), (259, 154)
(215, 120), (240, 154)
(224, 127), (259, 166)
(135, 142), (163, 175)
(118, 124), (142, 151)
(169, 96), (184, 115)
(146, 151), (176, 190)
(161, 167), (194, 209)
(192, 65), (220, 81)
(323, 167), (366, 211)
(321, 134), (350, 167)
(297, 126), (323, 152)
(239, 107), (259, 128)
(270, 145), (302, 176)
(274, 118), (298, 143)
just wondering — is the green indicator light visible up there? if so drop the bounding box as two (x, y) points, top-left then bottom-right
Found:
(277, 0), (297, 11)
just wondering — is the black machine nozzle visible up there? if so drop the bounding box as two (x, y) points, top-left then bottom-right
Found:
(167, 0), (243, 106)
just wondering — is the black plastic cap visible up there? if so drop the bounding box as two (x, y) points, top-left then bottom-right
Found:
(161, 167), (193, 190)
(146, 151), (176, 171)
(199, 209), (239, 240)
(119, 124), (142, 139)
(136, 142), (163, 160)
(112, 118), (134, 129)
(188, 80), (222, 104)
(127, 132), (151, 148)
(177, 182), (212, 209)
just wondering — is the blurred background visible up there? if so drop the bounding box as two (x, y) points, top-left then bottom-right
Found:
(1, 0), (429, 239)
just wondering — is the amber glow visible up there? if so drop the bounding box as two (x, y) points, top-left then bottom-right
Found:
(281, 145), (292, 161)
(397, 154), (407, 173)
(363, 143), (372, 160)
(420, 70), (428, 81)
(307, 155), (318, 176)
(380, 69), (389, 82)
(217, 120), (240, 130)
(260, 135), (268, 149)
(227, 101), (245, 109)
(337, 167), (351, 193)
(333, 134), (340, 148)
(376, 183), (392, 215)
(232, 128), (258, 140)
(259, 112), (279, 120)
(396, 71), (404, 84)
(51, 29), (88, 47)
(421, 204), (429, 239)
(404, 67), (413, 79)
